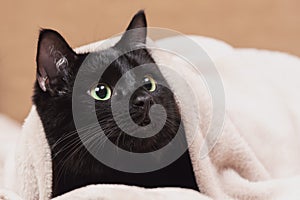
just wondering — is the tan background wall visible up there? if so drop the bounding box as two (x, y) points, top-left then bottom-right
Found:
(0, 0), (299, 123)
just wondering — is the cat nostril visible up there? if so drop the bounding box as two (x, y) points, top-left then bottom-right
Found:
(132, 90), (154, 110)
(133, 96), (146, 108)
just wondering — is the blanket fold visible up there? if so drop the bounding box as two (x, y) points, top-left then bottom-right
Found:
(1, 35), (300, 200)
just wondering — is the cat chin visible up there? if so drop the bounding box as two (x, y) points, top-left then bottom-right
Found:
(105, 137), (155, 153)
(106, 133), (175, 154)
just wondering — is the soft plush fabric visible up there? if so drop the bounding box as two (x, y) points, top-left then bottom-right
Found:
(0, 35), (300, 200)
(0, 115), (20, 189)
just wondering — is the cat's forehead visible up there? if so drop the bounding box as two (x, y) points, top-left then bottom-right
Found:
(81, 47), (158, 83)
(86, 48), (137, 72)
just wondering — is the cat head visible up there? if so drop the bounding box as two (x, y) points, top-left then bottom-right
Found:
(33, 11), (184, 155)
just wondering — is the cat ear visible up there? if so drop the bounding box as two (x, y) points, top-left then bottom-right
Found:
(36, 29), (77, 94)
(116, 10), (147, 48)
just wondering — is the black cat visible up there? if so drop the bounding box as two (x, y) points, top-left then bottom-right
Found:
(33, 10), (199, 197)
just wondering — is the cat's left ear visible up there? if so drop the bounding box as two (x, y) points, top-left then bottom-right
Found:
(116, 10), (147, 48)
(36, 29), (77, 94)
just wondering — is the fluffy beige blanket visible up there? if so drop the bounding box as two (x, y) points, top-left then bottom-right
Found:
(0, 35), (300, 200)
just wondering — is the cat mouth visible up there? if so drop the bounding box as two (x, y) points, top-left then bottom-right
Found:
(130, 108), (152, 127)
(98, 115), (178, 153)
(135, 114), (151, 127)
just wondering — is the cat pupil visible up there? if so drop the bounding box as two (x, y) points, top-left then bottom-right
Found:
(143, 77), (152, 91)
(96, 84), (107, 99)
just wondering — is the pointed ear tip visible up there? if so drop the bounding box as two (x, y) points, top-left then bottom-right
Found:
(37, 29), (71, 51)
(135, 10), (146, 20)
(38, 29), (62, 42)
(130, 10), (147, 29)
(136, 10), (145, 16)
(39, 28), (53, 35)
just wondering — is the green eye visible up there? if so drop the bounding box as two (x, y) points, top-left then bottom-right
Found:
(143, 75), (156, 92)
(90, 83), (111, 101)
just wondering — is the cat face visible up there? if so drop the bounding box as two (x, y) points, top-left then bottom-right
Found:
(33, 11), (183, 158)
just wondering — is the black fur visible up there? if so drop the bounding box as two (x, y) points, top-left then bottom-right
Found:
(33, 11), (199, 197)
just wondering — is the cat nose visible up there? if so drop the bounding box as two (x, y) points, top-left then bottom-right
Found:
(132, 91), (154, 110)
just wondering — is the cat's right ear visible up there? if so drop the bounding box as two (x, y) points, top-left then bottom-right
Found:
(115, 10), (147, 49)
(36, 29), (77, 95)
